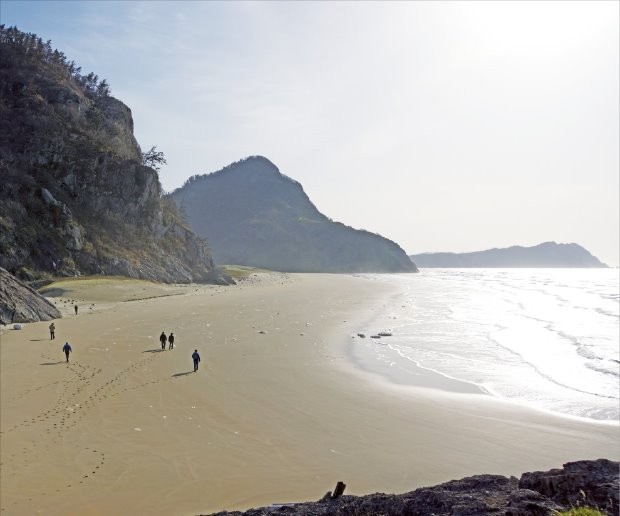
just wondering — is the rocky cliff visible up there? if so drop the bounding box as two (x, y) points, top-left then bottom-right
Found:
(410, 242), (608, 268)
(171, 156), (418, 273)
(208, 459), (619, 515)
(0, 26), (228, 284)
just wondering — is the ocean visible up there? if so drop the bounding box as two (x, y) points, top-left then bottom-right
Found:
(351, 269), (620, 422)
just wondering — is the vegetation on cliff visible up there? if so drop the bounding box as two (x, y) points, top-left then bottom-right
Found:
(0, 25), (227, 284)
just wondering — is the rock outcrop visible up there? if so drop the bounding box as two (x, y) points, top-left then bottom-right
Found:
(519, 458), (619, 513)
(0, 267), (61, 324)
(171, 156), (418, 273)
(410, 242), (607, 268)
(208, 459), (619, 516)
(0, 26), (229, 284)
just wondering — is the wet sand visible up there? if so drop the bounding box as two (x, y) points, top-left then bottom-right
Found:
(1, 273), (617, 515)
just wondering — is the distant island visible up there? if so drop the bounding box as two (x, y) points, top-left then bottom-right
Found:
(410, 242), (607, 268)
(171, 156), (418, 274)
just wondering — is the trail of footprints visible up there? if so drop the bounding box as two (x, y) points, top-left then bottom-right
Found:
(1, 350), (172, 512)
(11, 378), (65, 402)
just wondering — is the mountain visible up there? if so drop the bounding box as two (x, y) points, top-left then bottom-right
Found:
(410, 242), (608, 268)
(0, 26), (229, 284)
(171, 156), (418, 273)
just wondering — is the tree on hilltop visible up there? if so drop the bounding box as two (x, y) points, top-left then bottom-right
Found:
(0, 25), (112, 99)
(141, 146), (167, 171)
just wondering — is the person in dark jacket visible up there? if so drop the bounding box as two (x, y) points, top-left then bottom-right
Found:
(192, 350), (200, 372)
(160, 331), (167, 350)
(63, 342), (72, 363)
(168, 333), (175, 349)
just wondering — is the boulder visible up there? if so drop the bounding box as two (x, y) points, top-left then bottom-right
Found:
(0, 267), (61, 324)
(519, 459), (619, 514)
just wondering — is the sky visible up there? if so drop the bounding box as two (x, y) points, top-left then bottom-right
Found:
(2, 1), (619, 265)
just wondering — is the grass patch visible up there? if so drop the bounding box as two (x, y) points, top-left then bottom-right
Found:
(39, 275), (158, 294)
(220, 265), (267, 280)
(38, 275), (186, 303)
(554, 509), (606, 516)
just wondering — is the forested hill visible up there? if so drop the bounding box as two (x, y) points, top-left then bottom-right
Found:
(410, 242), (608, 268)
(0, 26), (229, 284)
(171, 156), (418, 273)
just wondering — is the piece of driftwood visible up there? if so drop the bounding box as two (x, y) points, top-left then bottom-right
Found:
(332, 481), (346, 499)
(320, 481), (347, 502)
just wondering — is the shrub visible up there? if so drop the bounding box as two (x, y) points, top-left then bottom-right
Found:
(555, 508), (606, 516)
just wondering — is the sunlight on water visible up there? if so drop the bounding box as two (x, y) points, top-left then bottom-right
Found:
(356, 269), (620, 421)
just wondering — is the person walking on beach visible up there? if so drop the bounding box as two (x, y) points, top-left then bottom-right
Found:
(49, 322), (56, 340)
(160, 331), (167, 350)
(62, 342), (72, 363)
(168, 333), (175, 349)
(192, 350), (200, 372)
(74, 305), (78, 315)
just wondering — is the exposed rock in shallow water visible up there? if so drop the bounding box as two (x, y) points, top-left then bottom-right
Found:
(0, 267), (61, 324)
(206, 459), (618, 516)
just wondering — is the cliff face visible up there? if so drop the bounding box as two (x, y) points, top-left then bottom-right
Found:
(171, 156), (418, 273)
(410, 242), (608, 268)
(0, 26), (227, 284)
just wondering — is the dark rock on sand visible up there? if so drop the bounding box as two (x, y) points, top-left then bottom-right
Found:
(0, 267), (61, 324)
(206, 459), (618, 515)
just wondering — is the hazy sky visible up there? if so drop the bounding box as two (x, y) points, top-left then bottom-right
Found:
(3, 1), (619, 265)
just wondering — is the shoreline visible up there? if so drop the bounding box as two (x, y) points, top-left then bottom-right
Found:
(1, 273), (618, 515)
(341, 272), (620, 425)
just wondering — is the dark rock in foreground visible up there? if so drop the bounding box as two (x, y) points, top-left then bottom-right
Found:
(207, 459), (618, 516)
(0, 267), (61, 324)
(520, 459), (619, 513)
(410, 242), (607, 268)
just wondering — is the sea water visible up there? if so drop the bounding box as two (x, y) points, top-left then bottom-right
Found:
(352, 269), (620, 422)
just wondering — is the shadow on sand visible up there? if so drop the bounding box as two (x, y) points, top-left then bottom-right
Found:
(40, 361), (65, 366)
(143, 349), (165, 353)
(171, 371), (194, 378)
(30, 339), (49, 342)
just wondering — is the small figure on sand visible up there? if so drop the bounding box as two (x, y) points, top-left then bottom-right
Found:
(63, 342), (72, 363)
(168, 333), (175, 349)
(74, 305), (78, 315)
(160, 331), (167, 350)
(49, 322), (55, 340)
(192, 350), (201, 372)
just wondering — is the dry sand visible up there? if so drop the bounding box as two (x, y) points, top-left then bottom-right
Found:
(1, 273), (618, 516)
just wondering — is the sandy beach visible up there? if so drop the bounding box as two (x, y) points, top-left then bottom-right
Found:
(1, 273), (618, 516)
